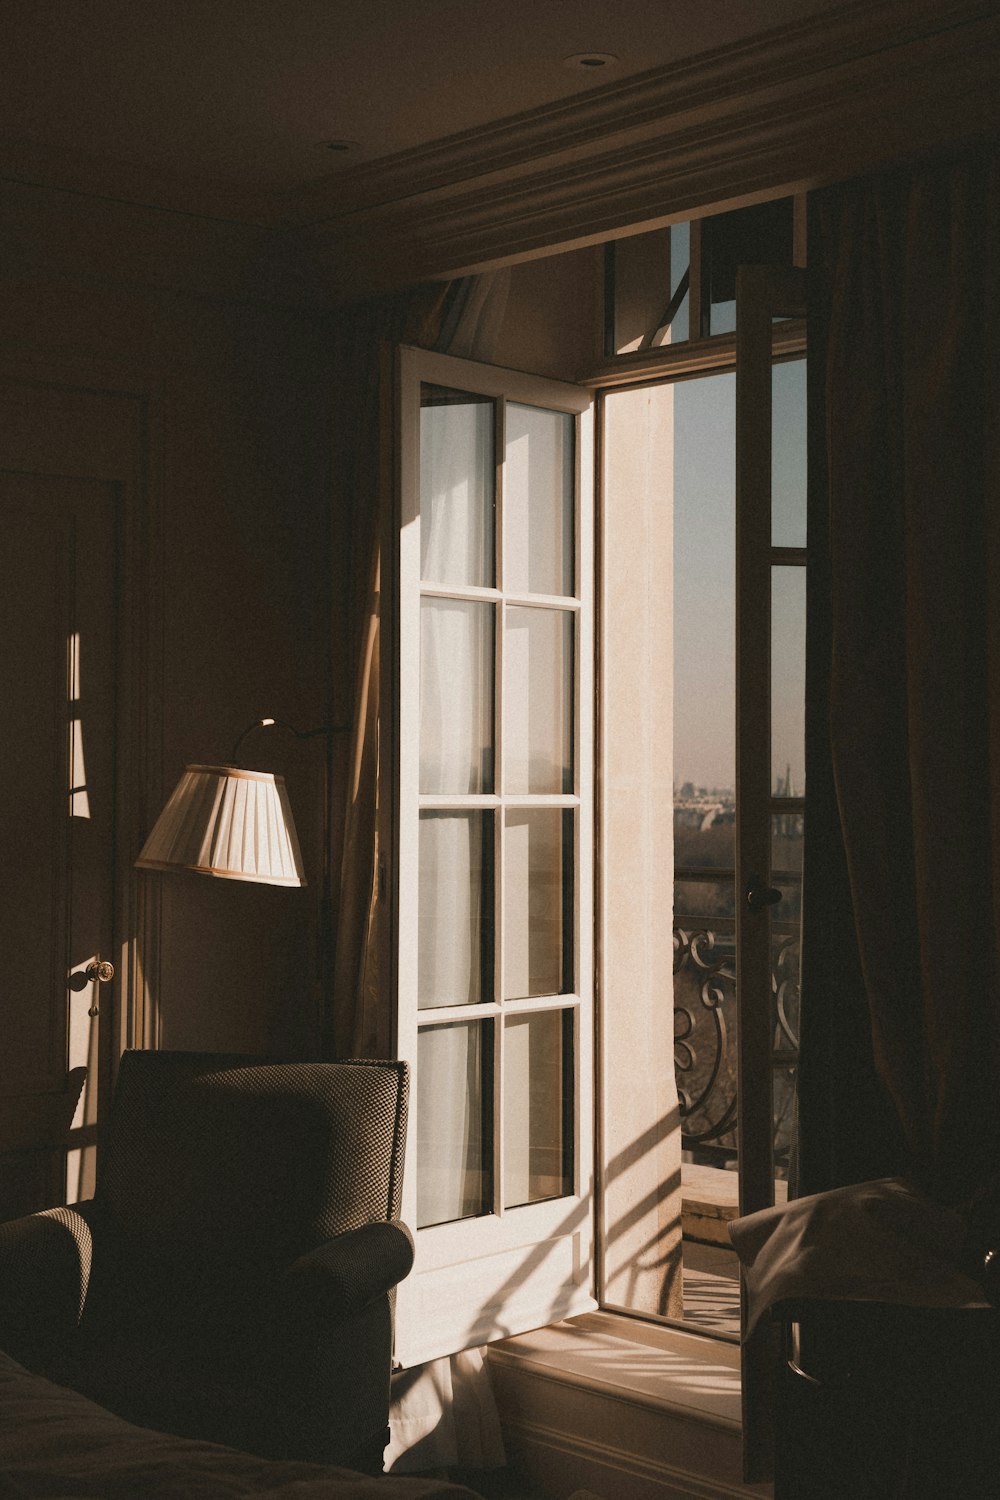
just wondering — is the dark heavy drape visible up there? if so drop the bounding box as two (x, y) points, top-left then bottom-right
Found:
(800, 145), (1000, 1231)
(327, 285), (455, 1060)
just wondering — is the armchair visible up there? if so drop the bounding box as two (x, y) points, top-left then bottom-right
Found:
(0, 1050), (413, 1473)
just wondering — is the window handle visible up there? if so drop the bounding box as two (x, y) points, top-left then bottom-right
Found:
(746, 885), (782, 911)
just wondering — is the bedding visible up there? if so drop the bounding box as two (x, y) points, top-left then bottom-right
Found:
(0, 1350), (480, 1499)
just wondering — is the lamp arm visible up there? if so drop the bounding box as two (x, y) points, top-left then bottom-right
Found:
(230, 717), (349, 766)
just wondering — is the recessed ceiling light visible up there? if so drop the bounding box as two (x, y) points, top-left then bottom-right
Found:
(563, 52), (619, 72)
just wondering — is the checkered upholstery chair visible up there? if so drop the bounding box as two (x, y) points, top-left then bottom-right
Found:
(0, 1051), (413, 1473)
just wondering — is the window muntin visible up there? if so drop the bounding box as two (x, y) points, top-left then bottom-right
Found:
(408, 371), (588, 1241)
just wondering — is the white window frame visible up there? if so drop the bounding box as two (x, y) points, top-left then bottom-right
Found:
(391, 346), (596, 1369)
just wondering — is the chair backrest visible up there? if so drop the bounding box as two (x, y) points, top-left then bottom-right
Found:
(95, 1051), (408, 1281)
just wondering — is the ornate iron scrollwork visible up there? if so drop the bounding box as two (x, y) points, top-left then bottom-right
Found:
(673, 891), (801, 1166)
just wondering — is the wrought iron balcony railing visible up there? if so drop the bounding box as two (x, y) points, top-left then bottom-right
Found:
(673, 866), (801, 1176)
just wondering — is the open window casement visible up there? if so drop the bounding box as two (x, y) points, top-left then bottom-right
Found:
(735, 263), (808, 1481)
(391, 347), (596, 1368)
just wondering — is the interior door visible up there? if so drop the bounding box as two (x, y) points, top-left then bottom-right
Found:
(0, 461), (118, 1219)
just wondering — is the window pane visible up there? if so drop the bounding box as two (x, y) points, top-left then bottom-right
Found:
(504, 1009), (573, 1207)
(673, 901), (737, 1157)
(419, 812), (493, 1009)
(704, 198), (793, 336)
(772, 360), (807, 547)
(504, 606), (573, 794)
(674, 798), (735, 873)
(420, 598), (494, 793)
(771, 809), (804, 925)
(771, 567), (805, 796)
(673, 373), (735, 806)
(417, 1021), (493, 1228)
(420, 385), (495, 588)
(669, 221), (691, 344)
(771, 812), (802, 1187)
(504, 404), (574, 597)
(504, 809), (573, 999)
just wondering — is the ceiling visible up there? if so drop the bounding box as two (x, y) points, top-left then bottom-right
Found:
(4, 1), (845, 197)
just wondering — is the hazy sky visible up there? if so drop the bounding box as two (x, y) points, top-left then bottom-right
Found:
(673, 361), (806, 793)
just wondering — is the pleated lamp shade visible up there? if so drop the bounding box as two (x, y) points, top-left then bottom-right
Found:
(135, 765), (306, 887)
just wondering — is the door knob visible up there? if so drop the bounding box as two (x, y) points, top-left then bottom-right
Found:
(68, 956), (115, 1016)
(69, 958), (115, 991)
(746, 885), (782, 911)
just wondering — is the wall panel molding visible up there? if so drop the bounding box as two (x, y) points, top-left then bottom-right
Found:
(0, 354), (166, 1062)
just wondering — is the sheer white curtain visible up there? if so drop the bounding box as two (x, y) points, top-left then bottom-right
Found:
(416, 391), (493, 1231)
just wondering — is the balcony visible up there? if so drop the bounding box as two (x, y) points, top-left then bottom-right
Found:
(674, 862), (801, 1335)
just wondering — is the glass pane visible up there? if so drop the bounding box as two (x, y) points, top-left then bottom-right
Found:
(673, 890), (737, 1158)
(674, 876), (736, 924)
(673, 373), (735, 809)
(420, 385), (495, 588)
(668, 220), (691, 344)
(504, 607), (573, 794)
(674, 798), (735, 874)
(418, 812), (493, 1009)
(771, 566), (805, 797)
(771, 813), (802, 1191)
(609, 225), (677, 355)
(504, 1009), (573, 1207)
(771, 809), (804, 925)
(417, 1021), (493, 1228)
(504, 809), (573, 999)
(772, 360), (807, 547)
(420, 598), (494, 793)
(505, 405), (574, 597)
(706, 198), (793, 336)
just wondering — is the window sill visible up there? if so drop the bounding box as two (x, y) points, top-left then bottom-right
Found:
(487, 1311), (769, 1499)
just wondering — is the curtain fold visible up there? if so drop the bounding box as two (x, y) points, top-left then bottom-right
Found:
(329, 271), (513, 1059)
(327, 284), (454, 1059)
(801, 144), (1000, 1236)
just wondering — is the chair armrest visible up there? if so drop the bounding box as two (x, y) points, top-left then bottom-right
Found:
(277, 1219), (414, 1325)
(0, 1203), (99, 1365)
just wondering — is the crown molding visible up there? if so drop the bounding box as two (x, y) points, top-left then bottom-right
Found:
(2, 0), (997, 307)
(295, 0), (1000, 298)
(288, 0), (996, 228)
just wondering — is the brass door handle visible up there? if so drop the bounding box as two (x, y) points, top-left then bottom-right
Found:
(69, 958), (115, 990)
(68, 956), (115, 1015)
